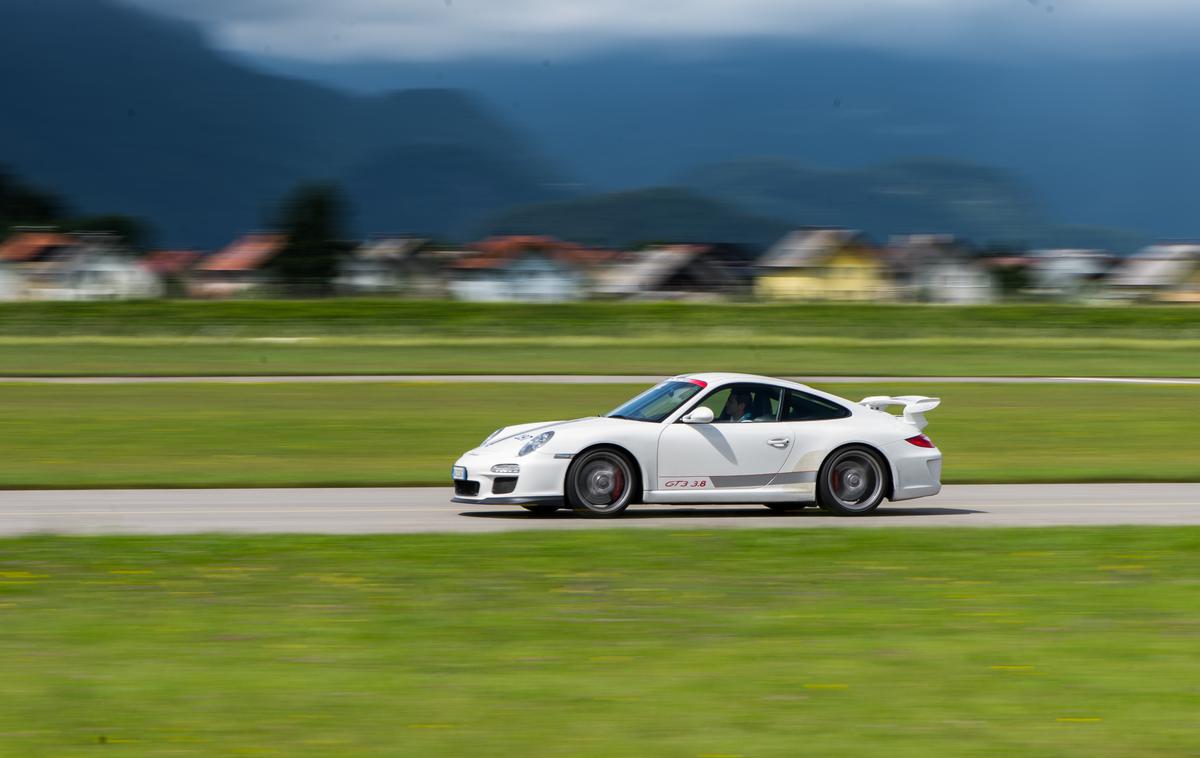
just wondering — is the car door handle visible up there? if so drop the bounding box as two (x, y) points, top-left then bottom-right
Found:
(767, 438), (791, 448)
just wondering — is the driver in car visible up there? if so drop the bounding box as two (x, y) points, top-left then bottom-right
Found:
(719, 390), (753, 422)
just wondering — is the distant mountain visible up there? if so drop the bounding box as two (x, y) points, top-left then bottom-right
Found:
(3, 0), (1167, 252)
(681, 157), (1042, 244)
(679, 157), (1148, 252)
(344, 144), (571, 240)
(481, 188), (791, 249)
(0, 0), (564, 246)
(482, 163), (1147, 252)
(261, 43), (1200, 239)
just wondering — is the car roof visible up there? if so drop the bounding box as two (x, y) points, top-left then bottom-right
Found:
(673, 372), (814, 392)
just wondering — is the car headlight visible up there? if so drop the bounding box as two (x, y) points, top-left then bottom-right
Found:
(518, 431), (554, 456)
(481, 428), (503, 447)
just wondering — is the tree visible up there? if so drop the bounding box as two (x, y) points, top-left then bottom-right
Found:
(67, 214), (154, 251)
(270, 183), (349, 296)
(0, 167), (65, 234)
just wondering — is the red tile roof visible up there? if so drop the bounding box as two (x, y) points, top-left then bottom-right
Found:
(140, 250), (203, 275)
(0, 232), (76, 262)
(197, 234), (285, 272)
(452, 236), (620, 270)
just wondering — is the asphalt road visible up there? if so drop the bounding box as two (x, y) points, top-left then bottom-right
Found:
(0, 484), (1197, 535)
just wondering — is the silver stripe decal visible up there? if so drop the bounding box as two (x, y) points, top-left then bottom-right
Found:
(701, 471), (819, 489)
(710, 474), (775, 488)
(770, 471), (818, 485)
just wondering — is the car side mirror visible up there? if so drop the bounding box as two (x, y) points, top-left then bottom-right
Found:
(681, 406), (714, 424)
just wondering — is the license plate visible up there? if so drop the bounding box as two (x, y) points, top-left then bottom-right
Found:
(452, 466), (467, 480)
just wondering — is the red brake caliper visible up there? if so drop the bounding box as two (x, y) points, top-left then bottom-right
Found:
(609, 466), (624, 504)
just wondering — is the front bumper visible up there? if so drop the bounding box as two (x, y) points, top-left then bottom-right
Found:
(450, 448), (571, 505)
(450, 495), (566, 506)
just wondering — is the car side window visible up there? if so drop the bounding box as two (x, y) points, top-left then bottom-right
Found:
(781, 389), (851, 421)
(696, 383), (782, 423)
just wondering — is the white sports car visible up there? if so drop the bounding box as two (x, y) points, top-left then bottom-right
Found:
(451, 373), (942, 517)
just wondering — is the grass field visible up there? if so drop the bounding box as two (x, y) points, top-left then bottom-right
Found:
(2, 528), (1197, 756)
(3, 300), (1199, 338)
(0, 300), (1198, 377)
(0, 381), (1195, 487)
(2, 335), (1200, 377)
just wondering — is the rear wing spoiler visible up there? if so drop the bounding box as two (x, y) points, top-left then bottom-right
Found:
(859, 395), (941, 431)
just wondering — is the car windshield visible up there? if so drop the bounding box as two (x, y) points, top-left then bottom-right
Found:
(605, 380), (703, 423)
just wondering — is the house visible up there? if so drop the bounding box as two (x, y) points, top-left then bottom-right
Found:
(1105, 244), (1200, 303)
(755, 229), (890, 301)
(976, 251), (1038, 299)
(190, 233), (285, 298)
(595, 244), (755, 300)
(336, 237), (453, 297)
(887, 234), (997, 304)
(0, 231), (160, 300)
(1026, 249), (1115, 300)
(0, 267), (22, 301)
(140, 250), (204, 296)
(0, 231), (77, 266)
(448, 236), (618, 302)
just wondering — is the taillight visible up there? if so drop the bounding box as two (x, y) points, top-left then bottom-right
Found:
(906, 434), (935, 448)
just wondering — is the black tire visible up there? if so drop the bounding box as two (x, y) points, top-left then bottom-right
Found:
(816, 445), (888, 516)
(521, 505), (560, 516)
(565, 448), (636, 518)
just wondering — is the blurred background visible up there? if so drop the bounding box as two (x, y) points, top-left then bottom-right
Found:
(2, 0), (1200, 302)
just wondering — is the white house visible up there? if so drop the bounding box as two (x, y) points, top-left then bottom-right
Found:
(888, 234), (996, 304)
(0, 231), (160, 300)
(336, 237), (453, 296)
(0, 266), (24, 301)
(447, 236), (617, 302)
(1027, 249), (1113, 300)
(449, 249), (588, 302)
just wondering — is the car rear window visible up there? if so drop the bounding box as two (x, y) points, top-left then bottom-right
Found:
(781, 390), (851, 421)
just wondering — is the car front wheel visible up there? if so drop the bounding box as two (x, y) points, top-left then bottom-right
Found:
(566, 449), (635, 518)
(816, 446), (888, 516)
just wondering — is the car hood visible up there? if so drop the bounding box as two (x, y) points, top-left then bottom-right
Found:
(473, 416), (637, 456)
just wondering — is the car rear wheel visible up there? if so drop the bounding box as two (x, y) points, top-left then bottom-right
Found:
(566, 449), (635, 518)
(521, 505), (560, 515)
(817, 446), (887, 516)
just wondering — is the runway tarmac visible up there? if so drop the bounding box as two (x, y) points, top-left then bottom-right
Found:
(1, 484), (1197, 535)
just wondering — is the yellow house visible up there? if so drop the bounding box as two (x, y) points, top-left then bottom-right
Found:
(756, 229), (890, 301)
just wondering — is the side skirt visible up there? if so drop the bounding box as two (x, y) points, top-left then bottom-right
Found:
(643, 485), (816, 505)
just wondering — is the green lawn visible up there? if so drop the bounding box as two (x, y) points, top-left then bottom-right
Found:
(2, 529), (1197, 756)
(2, 336), (1199, 377)
(0, 300), (1198, 377)
(3, 300), (1199, 338)
(0, 381), (1196, 487)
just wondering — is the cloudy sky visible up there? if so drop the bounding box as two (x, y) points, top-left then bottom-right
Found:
(126, 0), (1200, 61)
